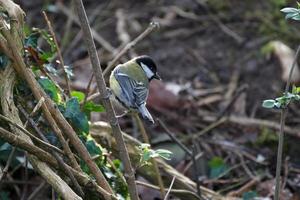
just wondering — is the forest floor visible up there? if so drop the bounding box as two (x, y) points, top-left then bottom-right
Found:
(7, 0), (300, 199)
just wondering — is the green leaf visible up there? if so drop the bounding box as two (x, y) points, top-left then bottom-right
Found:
(85, 139), (102, 157)
(292, 14), (300, 20)
(155, 149), (173, 160)
(64, 65), (74, 78)
(280, 7), (299, 13)
(71, 91), (85, 102)
(208, 157), (227, 178)
(285, 12), (300, 19)
(140, 143), (151, 149)
(296, 87), (300, 94)
(142, 150), (152, 162)
(39, 29), (56, 53)
(0, 53), (9, 70)
(64, 98), (89, 134)
(24, 32), (39, 48)
(262, 99), (276, 108)
(242, 191), (257, 200)
(38, 77), (61, 103)
(40, 51), (55, 62)
(44, 63), (57, 76)
(83, 101), (105, 115)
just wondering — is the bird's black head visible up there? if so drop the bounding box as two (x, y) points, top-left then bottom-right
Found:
(135, 55), (161, 81)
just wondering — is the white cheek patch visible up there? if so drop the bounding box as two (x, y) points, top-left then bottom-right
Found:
(141, 62), (154, 79)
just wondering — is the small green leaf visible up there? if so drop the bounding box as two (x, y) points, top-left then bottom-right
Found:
(71, 91), (85, 102)
(208, 157), (228, 178)
(262, 99), (276, 108)
(64, 98), (89, 134)
(85, 139), (102, 157)
(140, 143), (151, 149)
(285, 12), (300, 19)
(142, 150), (152, 162)
(44, 63), (58, 76)
(38, 77), (61, 103)
(292, 14), (300, 20)
(296, 87), (300, 94)
(280, 7), (299, 13)
(40, 51), (55, 62)
(24, 32), (39, 48)
(83, 101), (105, 115)
(155, 149), (173, 160)
(39, 29), (56, 52)
(64, 65), (74, 78)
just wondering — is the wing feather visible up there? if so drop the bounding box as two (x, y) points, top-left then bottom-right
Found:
(114, 72), (148, 108)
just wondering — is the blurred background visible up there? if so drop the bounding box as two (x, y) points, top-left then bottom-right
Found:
(5, 0), (300, 199)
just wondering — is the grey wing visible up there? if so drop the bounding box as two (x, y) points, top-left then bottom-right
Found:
(114, 73), (148, 108)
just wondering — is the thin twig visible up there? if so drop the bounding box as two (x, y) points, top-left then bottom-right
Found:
(0, 114), (64, 155)
(0, 147), (16, 182)
(56, 1), (115, 53)
(86, 21), (159, 101)
(164, 176), (176, 200)
(157, 118), (192, 156)
(133, 113), (165, 198)
(274, 45), (300, 200)
(73, 0), (139, 199)
(136, 180), (201, 200)
(157, 118), (203, 199)
(42, 11), (71, 97)
(20, 153), (28, 200)
(27, 180), (46, 200)
(192, 142), (202, 198)
(103, 21), (159, 77)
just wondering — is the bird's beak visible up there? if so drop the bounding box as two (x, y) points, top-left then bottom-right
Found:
(153, 73), (161, 80)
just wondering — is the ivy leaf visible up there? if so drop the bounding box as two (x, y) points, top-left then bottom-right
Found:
(262, 99), (276, 108)
(64, 98), (89, 134)
(38, 77), (61, 103)
(40, 51), (55, 62)
(242, 191), (257, 200)
(24, 32), (39, 48)
(83, 101), (105, 116)
(0, 53), (9, 70)
(85, 139), (102, 157)
(71, 91), (85, 102)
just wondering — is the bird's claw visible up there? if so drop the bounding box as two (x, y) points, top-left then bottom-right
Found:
(101, 88), (112, 100)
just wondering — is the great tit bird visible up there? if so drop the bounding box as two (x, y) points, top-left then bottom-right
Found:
(109, 55), (161, 123)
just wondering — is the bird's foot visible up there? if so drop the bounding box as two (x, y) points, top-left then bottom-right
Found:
(101, 87), (112, 100)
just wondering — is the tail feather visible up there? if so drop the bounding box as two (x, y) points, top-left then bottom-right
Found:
(138, 104), (154, 124)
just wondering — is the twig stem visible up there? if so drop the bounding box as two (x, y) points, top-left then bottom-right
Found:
(274, 45), (300, 200)
(103, 22), (159, 77)
(133, 113), (165, 198)
(73, 0), (139, 199)
(164, 176), (176, 200)
(42, 11), (71, 97)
